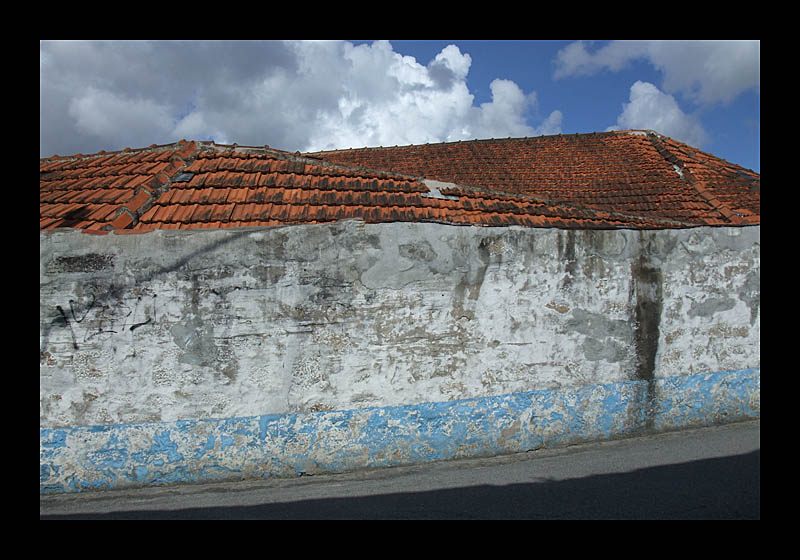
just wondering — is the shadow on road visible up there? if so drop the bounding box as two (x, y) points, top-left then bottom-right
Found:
(41, 450), (759, 520)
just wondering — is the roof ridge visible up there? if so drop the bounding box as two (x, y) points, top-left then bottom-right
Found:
(40, 139), (199, 163)
(305, 130), (631, 155)
(175, 140), (427, 186)
(40, 129), (674, 162)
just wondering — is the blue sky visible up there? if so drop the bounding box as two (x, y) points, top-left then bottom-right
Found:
(40, 40), (760, 172)
(385, 40), (760, 172)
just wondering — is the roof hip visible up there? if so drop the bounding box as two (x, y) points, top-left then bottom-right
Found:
(640, 131), (754, 226)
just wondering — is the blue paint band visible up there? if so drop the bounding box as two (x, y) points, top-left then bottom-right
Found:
(40, 367), (759, 494)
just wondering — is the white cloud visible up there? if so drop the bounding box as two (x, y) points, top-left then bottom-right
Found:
(429, 44), (472, 86)
(304, 40), (469, 150)
(646, 40), (760, 105)
(554, 40), (760, 105)
(40, 40), (559, 158)
(457, 79), (560, 141)
(553, 40), (758, 147)
(475, 80), (533, 130)
(300, 43), (552, 151)
(68, 88), (176, 144)
(537, 110), (563, 136)
(607, 81), (709, 147)
(172, 111), (229, 146)
(553, 40), (649, 79)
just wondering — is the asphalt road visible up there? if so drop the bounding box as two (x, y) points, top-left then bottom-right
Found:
(40, 419), (759, 520)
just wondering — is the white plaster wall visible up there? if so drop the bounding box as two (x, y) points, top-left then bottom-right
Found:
(39, 221), (760, 429)
(657, 227), (760, 376)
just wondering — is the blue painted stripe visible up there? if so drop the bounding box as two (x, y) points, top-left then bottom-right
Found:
(40, 367), (759, 494)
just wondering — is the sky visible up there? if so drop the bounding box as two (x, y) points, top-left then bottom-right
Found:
(40, 40), (760, 172)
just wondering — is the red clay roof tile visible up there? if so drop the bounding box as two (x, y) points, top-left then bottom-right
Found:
(108, 211), (135, 231)
(125, 190), (152, 213)
(41, 132), (759, 233)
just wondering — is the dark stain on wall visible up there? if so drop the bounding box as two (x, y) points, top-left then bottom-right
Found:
(632, 256), (662, 382)
(557, 230), (578, 289)
(630, 235), (664, 431)
(46, 253), (115, 274)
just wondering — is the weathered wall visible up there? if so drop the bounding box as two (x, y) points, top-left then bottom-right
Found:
(40, 221), (760, 492)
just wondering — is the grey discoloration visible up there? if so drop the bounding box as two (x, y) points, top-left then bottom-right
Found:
(629, 233), (665, 432)
(46, 253), (115, 274)
(566, 309), (633, 340)
(399, 240), (437, 262)
(557, 230), (578, 289)
(738, 271), (760, 326)
(40, 223), (760, 429)
(582, 337), (629, 363)
(631, 253), (663, 382)
(689, 296), (737, 318)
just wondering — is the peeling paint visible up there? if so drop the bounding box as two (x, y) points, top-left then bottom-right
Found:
(40, 367), (760, 494)
(40, 222), (759, 493)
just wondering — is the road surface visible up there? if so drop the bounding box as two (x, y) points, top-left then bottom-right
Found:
(40, 419), (759, 519)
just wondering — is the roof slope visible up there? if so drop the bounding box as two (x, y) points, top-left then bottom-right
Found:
(308, 130), (760, 227)
(40, 142), (196, 232)
(40, 131), (759, 234)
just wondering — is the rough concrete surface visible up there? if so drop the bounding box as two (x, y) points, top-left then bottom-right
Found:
(40, 222), (759, 427)
(40, 221), (759, 492)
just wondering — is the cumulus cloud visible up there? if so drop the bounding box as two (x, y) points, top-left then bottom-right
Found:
(647, 40), (760, 105)
(40, 40), (560, 158)
(607, 81), (709, 147)
(537, 109), (563, 136)
(554, 40), (760, 105)
(554, 40), (757, 147)
(553, 40), (649, 79)
(68, 88), (176, 144)
(427, 44), (471, 89)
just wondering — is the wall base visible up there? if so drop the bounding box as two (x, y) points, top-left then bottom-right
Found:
(40, 367), (759, 494)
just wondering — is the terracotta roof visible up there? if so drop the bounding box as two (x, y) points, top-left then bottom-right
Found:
(40, 131), (759, 234)
(308, 130), (760, 227)
(40, 141), (197, 232)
